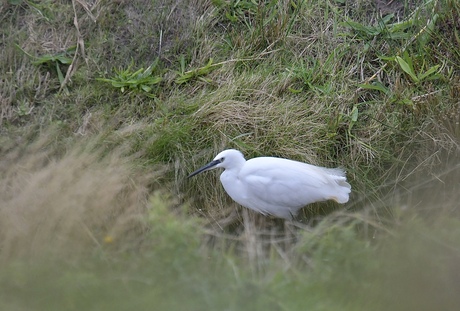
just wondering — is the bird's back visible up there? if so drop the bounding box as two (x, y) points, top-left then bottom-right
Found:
(234, 157), (351, 218)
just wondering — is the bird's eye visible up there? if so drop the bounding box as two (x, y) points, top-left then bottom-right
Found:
(220, 157), (225, 162)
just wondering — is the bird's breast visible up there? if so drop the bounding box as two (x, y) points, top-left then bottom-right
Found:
(220, 171), (249, 202)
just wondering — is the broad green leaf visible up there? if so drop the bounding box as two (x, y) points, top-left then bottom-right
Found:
(54, 54), (72, 64)
(111, 81), (125, 87)
(358, 82), (389, 94)
(388, 19), (414, 33)
(395, 56), (418, 82)
(351, 106), (359, 122)
(348, 105), (359, 132)
(141, 85), (152, 92)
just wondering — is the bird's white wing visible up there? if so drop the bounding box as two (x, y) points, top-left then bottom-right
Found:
(239, 157), (338, 209)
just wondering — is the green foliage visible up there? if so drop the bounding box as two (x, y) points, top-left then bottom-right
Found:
(97, 59), (163, 98)
(14, 41), (73, 67)
(97, 57), (220, 96)
(342, 14), (413, 40)
(287, 45), (350, 95)
(2, 203), (459, 311)
(358, 82), (390, 94)
(394, 53), (441, 84)
(213, 0), (301, 51)
(16, 44), (75, 92)
(24, 0), (55, 22)
(144, 117), (199, 163)
(212, 0), (260, 23)
(175, 58), (219, 84)
(288, 57), (332, 95)
(142, 192), (208, 275)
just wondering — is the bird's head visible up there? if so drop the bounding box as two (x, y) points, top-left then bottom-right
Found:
(188, 149), (245, 178)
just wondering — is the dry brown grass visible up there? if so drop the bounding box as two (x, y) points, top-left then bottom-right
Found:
(0, 132), (154, 262)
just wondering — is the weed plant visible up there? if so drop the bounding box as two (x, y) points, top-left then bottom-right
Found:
(0, 0), (459, 310)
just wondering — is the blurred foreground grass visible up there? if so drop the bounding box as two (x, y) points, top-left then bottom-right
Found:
(0, 135), (459, 311)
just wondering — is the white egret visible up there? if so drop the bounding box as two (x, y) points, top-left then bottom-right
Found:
(188, 149), (351, 220)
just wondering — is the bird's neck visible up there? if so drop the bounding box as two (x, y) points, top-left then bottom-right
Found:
(219, 167), (245, 203)
(220, 160), (244, 181)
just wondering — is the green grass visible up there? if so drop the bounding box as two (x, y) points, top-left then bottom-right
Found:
(1, 0), (459, 310)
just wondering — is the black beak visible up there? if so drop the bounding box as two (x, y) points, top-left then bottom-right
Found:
(188, 159), (221, 178)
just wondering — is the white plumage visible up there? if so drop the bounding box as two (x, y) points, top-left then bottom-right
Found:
(189, 149), (351, 220)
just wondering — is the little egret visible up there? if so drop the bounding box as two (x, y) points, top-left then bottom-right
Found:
(188, 149), (351, 220)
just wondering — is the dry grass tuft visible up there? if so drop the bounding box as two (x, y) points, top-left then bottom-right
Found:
(0, 133), (153, 262)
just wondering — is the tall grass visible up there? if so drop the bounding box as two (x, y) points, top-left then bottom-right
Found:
(0, 131), (458, 310)
(0, 132), (152, 262)
(1, 0), (459, 309)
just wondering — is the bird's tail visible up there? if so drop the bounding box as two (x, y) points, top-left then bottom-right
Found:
(318, 166), (351, 204)
(331, 175), (351, 204)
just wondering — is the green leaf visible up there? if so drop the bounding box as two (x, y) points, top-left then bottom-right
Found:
(348, 105), (359, 133)
(56, 62), (69, 95)
(288, 87), (302, 94)
(419, 14), (438, 47)
(378, 55), (395, 61)
(131, 67), (144, 78)
(342, 20), (380, 36)
(387, 32), (411, 40)
(418, 65), (440, 81)
(388, 19), (414, 33)
(56, 62), (65, 85)
(395, 56), (418, 82)
(150, 76), (163, 85)
(358, 82), (389, 94)
(351, 106), (359, 122)
(174, 59), (217, 84)
(31, 53), (73, 66)
(111, 81), (125, 88)
(141, 85), (152, 92)
(380, 13), (394, 24)
(54, 54), (73, 65)
(225, 12), (238, 22)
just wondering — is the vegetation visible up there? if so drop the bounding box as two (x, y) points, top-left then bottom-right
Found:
(1, 0), (459, 310)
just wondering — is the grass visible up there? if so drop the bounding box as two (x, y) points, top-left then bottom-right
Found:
(1, 0), (459, 310)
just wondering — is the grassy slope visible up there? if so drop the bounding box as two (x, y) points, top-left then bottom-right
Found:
(1, 0), (459, 310)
